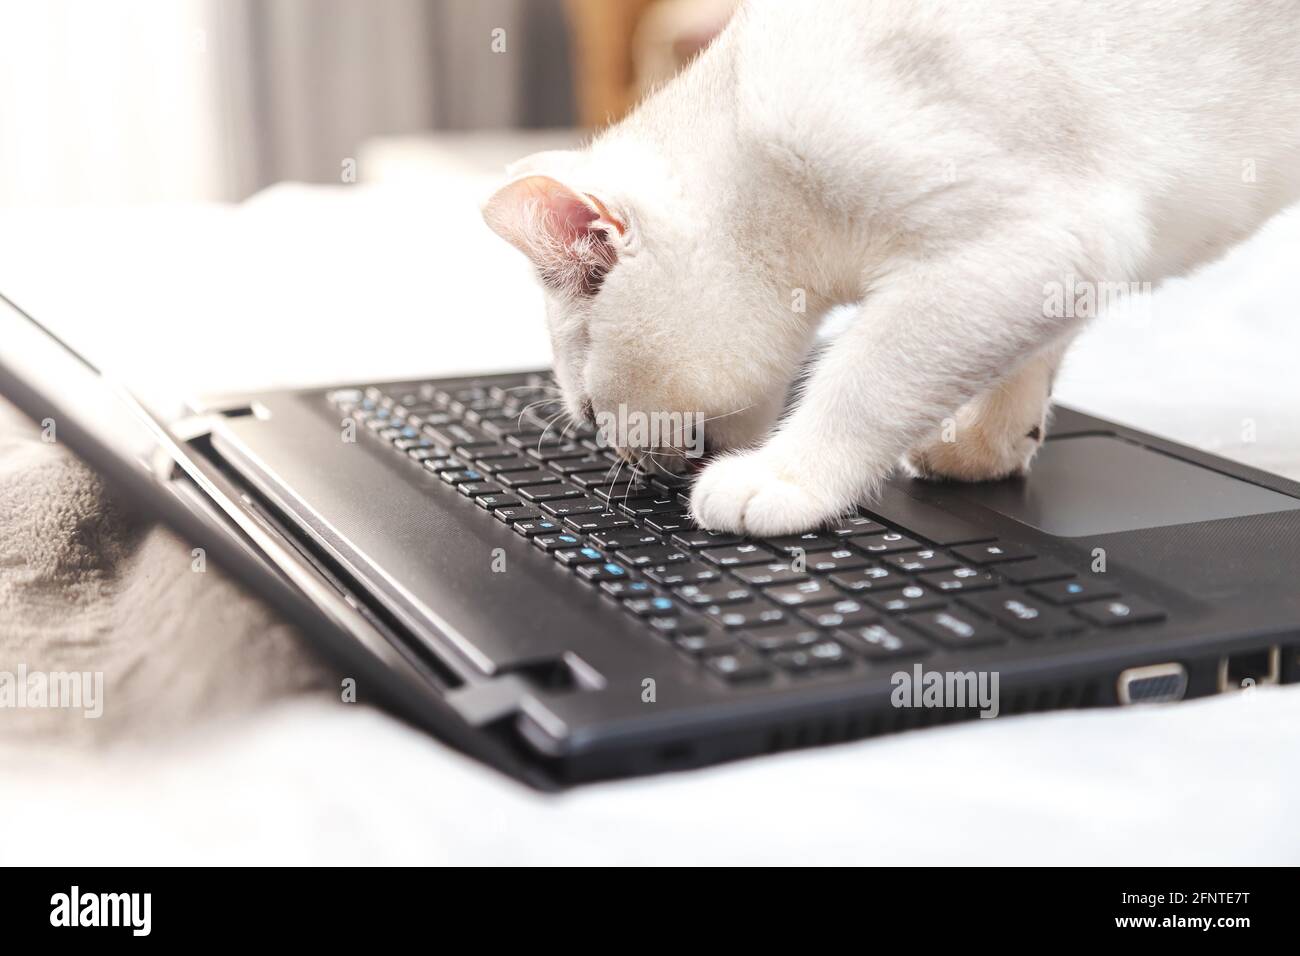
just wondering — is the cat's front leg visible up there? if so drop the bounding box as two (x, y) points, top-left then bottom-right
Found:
(902, 337), (1072, 482)
(690, 235), (1086, 534)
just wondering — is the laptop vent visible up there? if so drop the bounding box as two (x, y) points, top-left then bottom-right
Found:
(761, 680), (1101, 756)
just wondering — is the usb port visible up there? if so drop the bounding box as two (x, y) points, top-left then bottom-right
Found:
(1218, 647), (1280, 692)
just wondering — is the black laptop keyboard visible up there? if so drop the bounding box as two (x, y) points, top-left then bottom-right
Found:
(328, 376), (1167, 685)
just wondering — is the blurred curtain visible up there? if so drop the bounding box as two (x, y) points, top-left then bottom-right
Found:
(211, 0), (574, 198)
(0, 0), (227, 205)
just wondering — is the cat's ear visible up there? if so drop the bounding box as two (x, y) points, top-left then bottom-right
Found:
(505, 150), (583, 179)
(482, 174), (625, 297)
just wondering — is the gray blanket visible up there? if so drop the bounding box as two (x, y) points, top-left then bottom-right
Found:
(0, 397), (328, 746)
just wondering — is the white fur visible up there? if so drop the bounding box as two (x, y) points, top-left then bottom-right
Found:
(484, 0), (1300, 533)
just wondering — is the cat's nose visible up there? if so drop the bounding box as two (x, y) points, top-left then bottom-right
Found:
(580, 397), (596, 426)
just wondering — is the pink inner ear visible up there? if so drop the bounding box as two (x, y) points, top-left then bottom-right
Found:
(482, 175), (619, 296)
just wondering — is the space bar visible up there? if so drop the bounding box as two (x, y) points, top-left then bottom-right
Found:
(862, 483), (997, 546)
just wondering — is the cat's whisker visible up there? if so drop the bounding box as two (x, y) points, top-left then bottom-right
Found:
(499, 385), (562, 394)
(698, 403), (756, 425)
(515, 397), (563, 430)
(535, 409), (568, 454)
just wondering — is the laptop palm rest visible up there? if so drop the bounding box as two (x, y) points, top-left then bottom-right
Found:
(947, 434), (1300, 537)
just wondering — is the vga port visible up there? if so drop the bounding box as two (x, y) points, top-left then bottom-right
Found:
(1117, 663), (1188, 705)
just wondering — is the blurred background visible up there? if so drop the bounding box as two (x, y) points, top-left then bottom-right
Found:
(0, 0), (739, 207)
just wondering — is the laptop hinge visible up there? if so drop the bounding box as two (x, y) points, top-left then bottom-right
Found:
(445, 675), (536, 728)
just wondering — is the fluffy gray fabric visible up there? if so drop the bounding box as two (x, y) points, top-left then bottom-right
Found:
(0, 397), (329, 746)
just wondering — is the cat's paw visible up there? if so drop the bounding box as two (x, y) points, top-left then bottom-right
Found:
(903, 416), (1045, 482)
(690, 450), (841, 534)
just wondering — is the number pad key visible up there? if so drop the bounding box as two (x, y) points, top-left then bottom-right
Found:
(904, 609), (1007, 648)
(797, 598), (878, 629)
(866, 584), (944, 614)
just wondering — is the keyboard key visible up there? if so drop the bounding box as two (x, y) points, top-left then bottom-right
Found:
(998, 557), (1078, 585)
(837, 623), (931, 661)
(589, 529), (660, 551)
(562, 512), (633, 533)
(576, 561), (634, 584)
(616, 544), (691, 567)
(498, 469), (560, 488)
(642, 561), (721, 587)
(532, 533), (584, 552)
(474, 455), (537, 475)
(548, 455), (616, 475)
(959, 591), (1084, 638)
(882, 549), (958, 573)
(540, 497), (609, 518)
(644, 514), (693, 534)
(706, 601), (787, 629)
(701, 543), (773, 567)
(512, 518), (563, 537)
(866, 584), (945, 613)
(1029, 577), (1121, 605)
(674, 631), (738, 655)
(918, 567), (999, 592)
(457, 481), (504, 498)
(438, 468), (484, 485)
(590, 479), (655, 499)
(674, 582), (753, 607)
(463, 444), (516, 460)
(851, 532), (922, 555)
(741, 623), (824, 652)
(951, 541), (1036, 565)
(648, 613), (709, 639)
(475, 493), (523, 511)
(503, 430), (546, 449)
(823, 516), (889, 538)
(772, 640), (852, 673)
(905, 609), (1006, 648)
(417, 412), (454, 429)
(763, 578), (842, 607)
(424, 421), (496, 449)
(731, 562), (811, 587)
(797, 598), (878, 629)
(600, 579), (653, 599)
(671, 529), (744, 550)
(623, 596), (681, 617)
(828, 566), (907, 593)
(527, 442), (587, 461)
(705, 649), (771, 682)
(494, 506), (544, 524)
(407, 447), (446, 462)
(394, 437), (432, 452)
(554, 546), (605, 567)
(766, 533), (836, 554)
(519, 485), (585, 503)
(620, 498), (685, 518)
(1071, 596), (1166, 627)
(801, 548), (872, 573)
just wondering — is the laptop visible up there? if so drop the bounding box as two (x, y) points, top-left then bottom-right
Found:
(3, 292), (1298, 789)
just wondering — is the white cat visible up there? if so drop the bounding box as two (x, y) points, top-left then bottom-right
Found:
(483, 0), (1300, 534)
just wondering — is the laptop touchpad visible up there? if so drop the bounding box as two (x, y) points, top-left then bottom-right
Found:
(947, 434), (1300, 537)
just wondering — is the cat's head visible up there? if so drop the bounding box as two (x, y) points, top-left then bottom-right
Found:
(481, 145), (809, 471)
